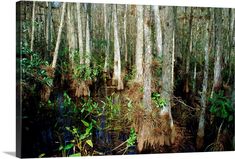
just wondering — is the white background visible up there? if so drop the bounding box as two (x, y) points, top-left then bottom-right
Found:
(0, 0), (234, 158)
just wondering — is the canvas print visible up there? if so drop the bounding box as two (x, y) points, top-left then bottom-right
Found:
(16, 0), (235, 158)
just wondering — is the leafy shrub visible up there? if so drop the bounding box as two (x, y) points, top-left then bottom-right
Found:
(151, 92), (166, 108)
(209, 91), (233, 122)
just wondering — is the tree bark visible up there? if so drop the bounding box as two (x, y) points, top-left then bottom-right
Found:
(112, 5), (124, 90)
(52, 2), (66, 69)
(153, 5), (163, 57)
(104, 4), (111, 73)
(30, 1), (36, 53)
(211, 8), (223, 97)
(46, 2), (52, 59)
(124, 4), (128, 63)
(77, 3), (84, 64)
(134, 5), (144, 83)
(67, 3), (77, 70)
(159, 6), (176, 146)
(85, 4), (91, 67)
(184, 8), (193, 94)
(196, 9), (211, 150)
(143, 5), (152, 113)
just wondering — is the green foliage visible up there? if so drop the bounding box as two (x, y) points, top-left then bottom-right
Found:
(209, 91), (233, 122)
(126, 128), (137, 147)
(21, 50), (53, 88)
(103, 94), (121, 119)
(81, 98), (102, 115)
(73, 64), (101, 81)
(124, 68), (136, 82)
(151, 92), (166, 108)
(64, 120), (94, 156)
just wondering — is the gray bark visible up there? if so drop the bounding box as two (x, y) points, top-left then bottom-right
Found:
(30, 1), (36, 52)
(112, 5), (123, 90)
(197, 10), (211, 149)
(67, 3), (77, 70)
(124, 4), (128, 63)
(52, 2), (66, 69)
(77, 3), (84, 64)
(153, 5), (163, 57)
(160, 7), (176, 145)
(104, 4), (110, 73)
(85, 4), (91, 67)
(143, 6), (152, 113)
(135, 5), (144, 83)
(46, 2), (52, 54)
(211, 9), (223, 97)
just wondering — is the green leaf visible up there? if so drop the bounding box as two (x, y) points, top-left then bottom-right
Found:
(64, 143), (74, 150)
(81, 120), (89, 127)
(38, 153), (45, 158)
(86, 140), (93, 147)
(59, 145), (63, 151)
(228, 115), (233, 122)
(69, 153), (81, 157)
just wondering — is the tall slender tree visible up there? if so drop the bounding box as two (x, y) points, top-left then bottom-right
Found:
(112, 5), (124, 90)
(67, 3), (77, 70)
(153, 5), (163, 57)
(46, 1), (52, 59)
(52, 2), (66, 69)
(196, 9), (211, 150)
(134, 5), (144, 83)
(30, 1), (36, 53)
(85, 4), (91, 67)
(103, 4), (111, 73)
(76, 3), (84, 64)
(159, 6), (176, 146)
(211, 8), (223, 97)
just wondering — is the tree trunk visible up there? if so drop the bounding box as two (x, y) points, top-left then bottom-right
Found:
(45, 2), (52, 59)
(67, 3), (77, 70)
(143, 5), (152, 113)
(124, 4), (128, 63)
(85, 4), (91, 67)
(134, 5), (144, 83)
(112, 5), (124, 90)
(153, 5), (163, 57)
(103, 4), (110, 73)
(30, 1), (36, 53)
(159, 6), (176, 146)
(52, 2), (66, 69)
(211, 8), (223, 97)
(184, 8), (193, 94)
(196, 9), (211, 150)
(77, 3), (84, 65)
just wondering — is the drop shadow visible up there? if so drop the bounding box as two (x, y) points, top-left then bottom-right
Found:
(4, 152), (16, 157)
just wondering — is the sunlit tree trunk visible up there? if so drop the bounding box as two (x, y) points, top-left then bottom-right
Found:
(153, 5), (162, 57)
(124, 4), (128, 63)
(67, 3), (77, 70)
(103, 4), (110, 73)
(226, 9), (235, 84)
(52, 2), (66, 69)
(46, 2), (52, 59)
(143, 5), (152, 113)
(77, 3), (84, 64)
(30, 1), (36, 53)
(134, 5), (144, 83)
(85, 4), (91, 67)
(112, 5), (124, 90)
(196, 9), (211, 150)
(159, 6), (176, 146)
(211, 9), (223, 97)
